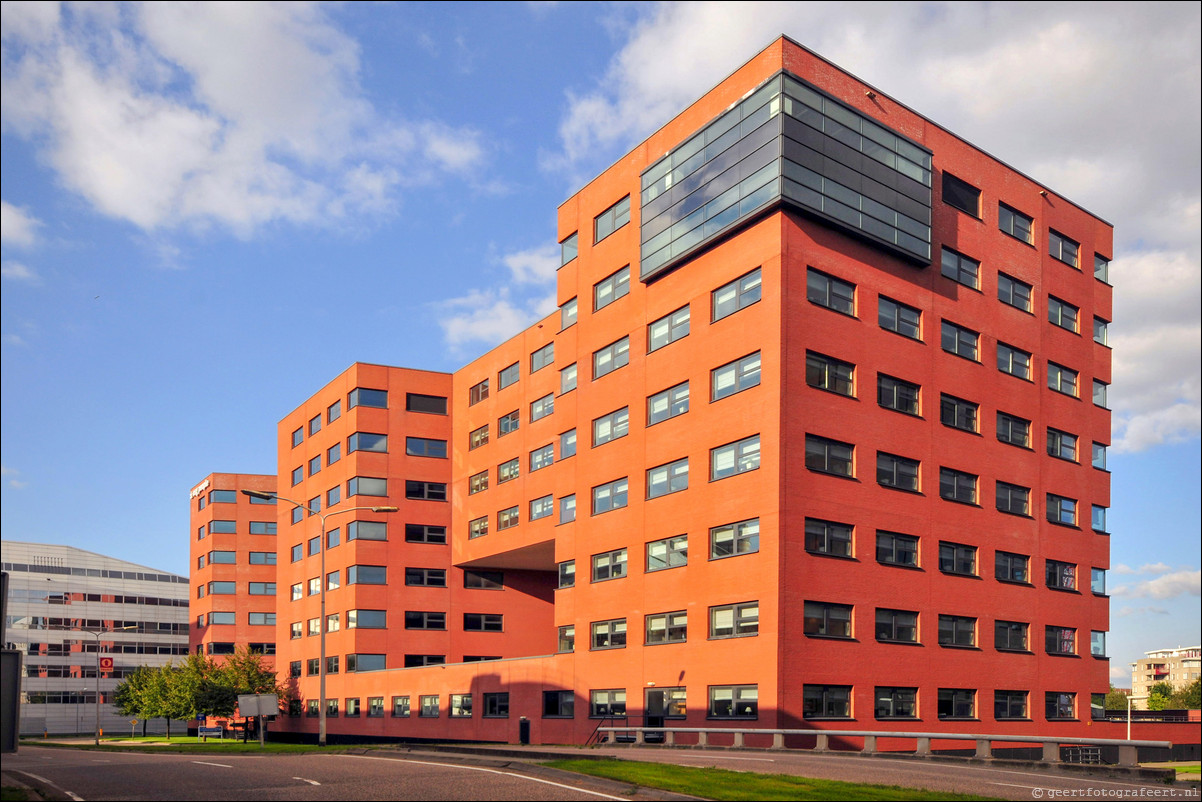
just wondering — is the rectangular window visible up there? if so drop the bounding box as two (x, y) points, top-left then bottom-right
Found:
(468, 470), (488, 495)
(345, 521), (386, 542)
(290, 583), (302, 601)
(803, 601), (852, 639)
(559, 428), (577, 459)
(348, 476), (387, 497)
(292, 427), (303, 448)
(464, 614), (503, 632)
(529, 495), (553, 521)
(878, 374), (920, 415)
(404, 568), (446, 587)
(593, 336), (630, 379)
(249, 551), (276, 564)
(593, 407), (629, 446)
(594, 265), (631, 311)
(208, 550), (236, 564)
(940, 394), (978, 432)
(806, 519), (853, 558)
(498, 457), (519, 484)
(594, 196), (630, 243)
(939, 467), (977, 504)
(645, 611), (688, 645)
(877, 452), (919, 492)
(483, 693), (509, 718)
(1091, 631), (1107, 657)
(997, 342), (1032, 379)
(560, 363), (577, 394)
(461, 570), (504, 591)
(711, 435), (760, 480)
(1094, 253), (1110, 282)
(366, 697), (384, 718)
(648, 381), (689, 425)
(248, 582), (275, 596)
(558, 494), (576, 523)
(709, 601), (758, 638)
(1048, 296), (1079, 332)
(404, 611), (446, 630)
(530, 393), (554, 422)
(392, 696), (410, 717)
(804, 685), (852, 719)
(209, 520), (236, 535)
(557, 625), (575, 653)
(998, 203), (1033, 243)
(498, 362), (520, 389)
(712, 268), (762, 322)
(806, 435), (854, 477)
(998, 272), (1033, 311)
(879, 296), (921, 340)
(469, 425), (489, 451)
(648, 305), (690, 352)
(996, 620), (1030, 651)
(291, 466), (302, 487)
(942, 320), (979, 361)
(348, 565), (386, 585)
(712, 352), (761, 401)
(647, 457), (688, 499)
(997, 412), (1031, 448)
(1049, 362), (1080, 396)
(1047, 493), (1077, 526)
(530, 443), (554, 472)
(405, 480), (446, 501)
(405, 437), (447, 458)
(211, 611), (236, 625)
(1092, 504), (1108, 533)
(806, 352), (854, 397)
(249, 521), (277, 535)
(348, 387), (387, 409)
(530, 343), (554, 373)
(543, 690), (574, 718)
(308, 415), (321, 436)
(710, 518), (759, 559)
(709, 685), (757, 719)
(996, 482), (1030, 516)
(590, 619), (627, 650)
(1093, 317), (1109, 346)
(941, 247), (980, 290)
(942, 172), (979, 216)
(497, 506), (519, 530)
(557, 560), (575, 589)
(327, 399), (341, 422)
(1049, 229), (1079, 267)
(419, 695), (439, 718)
(876, 608), (918, 643)
(347, 609), (386, 629)
(590, 689), (627, 718)
(560, 297), (578, 329)
(995, 690), (1029, 720)
(1046, 559), (1077, 591)
(591, 549), (627, 582)
(308, 455), (322, 476)
(938, 614), (977, 647)
(939, 542), (977, 576)
(469, 379), (489, 406)
(1093, 379), (1109, 408)
(1091, 568), (1107, 595)
(406, 393), (447, 415)
(404, 524), (444, 544)
(1048, 428), (1078, 462)
(1046, 692), (1076, 720)
(405, 655), (445, 668)
(938, 689), (976, 720)
(876, 687), (918, 719)
(591, 478), (628, 514)
(561, 232), (578, 265)
(807, 268), (855, 315)
(646, 535), (688, 572)
(1046, 626), (1076, 656)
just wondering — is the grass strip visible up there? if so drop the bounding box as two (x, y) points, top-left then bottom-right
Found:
(544, 758), (998, 801)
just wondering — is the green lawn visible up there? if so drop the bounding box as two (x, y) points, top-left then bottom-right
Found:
(544, 758), (999, 801)
(23, 736), (328, 754)
(1175, 763), (1201, 775)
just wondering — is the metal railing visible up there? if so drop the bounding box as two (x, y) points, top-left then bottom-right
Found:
(593, 726), (1172, 767)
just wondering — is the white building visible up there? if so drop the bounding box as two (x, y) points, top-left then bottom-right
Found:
(1130, 645), (1202, 704)
(2, 542), (189, 736)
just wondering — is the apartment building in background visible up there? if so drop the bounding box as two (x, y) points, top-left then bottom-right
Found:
(2, 542), (189, 735)
(197, 35), (1117, 744)
(1131, 646), (1202, 702)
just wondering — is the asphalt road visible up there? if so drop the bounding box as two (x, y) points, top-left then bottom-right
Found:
(2, 746), (673, 801)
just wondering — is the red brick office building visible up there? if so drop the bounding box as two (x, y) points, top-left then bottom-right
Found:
(195, 36), (1117, 745)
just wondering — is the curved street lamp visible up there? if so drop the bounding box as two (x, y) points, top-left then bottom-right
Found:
(67, 624), (136, 745)
(241, 489), (397, 747)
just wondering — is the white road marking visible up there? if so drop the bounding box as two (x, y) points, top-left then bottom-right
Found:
(192, 760), (233, 768)
(293, 777), (321, 786)
(342, 754), (629, 800)
(989, 781), (1042, 790)
(14, 771), (84, 801)
(673, 754), (776, 762)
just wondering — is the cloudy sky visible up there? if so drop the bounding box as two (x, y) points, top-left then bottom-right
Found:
(2, 1), (1198, 685)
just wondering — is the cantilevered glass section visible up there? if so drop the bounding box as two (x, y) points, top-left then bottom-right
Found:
(640, 72), (933, 281)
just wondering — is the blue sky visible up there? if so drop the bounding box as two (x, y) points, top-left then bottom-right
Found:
(2, 2), (1198, 687)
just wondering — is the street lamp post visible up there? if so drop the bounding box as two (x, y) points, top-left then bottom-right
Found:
(1126, 694), (1148, 741)
(242, 489), (396, 747)
(69, 625), (135, 746)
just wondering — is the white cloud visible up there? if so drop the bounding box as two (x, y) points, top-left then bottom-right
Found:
(1, 261), (38, 282)
(1, 464), (29, 489)
(502, 243), (559, 285)
(1111, 570), (1201, 600)
(0, 2), (487, 235)
(437, 243), (559, 352)
(1115, 605), (1171, 618)
(0, 200), (43, 247)
(545, 2), (1201, 451)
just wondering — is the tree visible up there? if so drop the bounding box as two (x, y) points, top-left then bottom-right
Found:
(1103, 685), (1129, 711)
(219, 646), (285, 701)
(1146, 681), (1175, 711)
(1170, 678), (1201, 710)
(113, 665), (155, 737)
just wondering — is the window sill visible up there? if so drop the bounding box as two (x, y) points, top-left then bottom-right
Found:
(878, 561), (923, 571)
(996, 579), (1033, 588)
(803, 717), (854, 722)
(997, 509), (1033, 519)
(876, 639), (923, 647)
(808, 468), (857, 481)
(937, 717), (980, 723)
(1045, 520), (1080, 530)
(1047, 587), (1081, 595)
(804, 634), (858, 642)
(940, 497), (980, 508)
(805, 551), (857, 562)
(939, 571), (981, 580)
(938, 644), (980, 651)
(995, 648), (1033, 655)
(1046, 652), (1081, 659)
(878, 484), (922, 495)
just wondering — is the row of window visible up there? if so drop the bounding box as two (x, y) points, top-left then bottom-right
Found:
(282, 480), (446, 527)
(196, 550), (276, 569)
(289, 610), (505, 637)
(801, 685), (1093, 722)
(197, 582), (275, 598)
(195, 520), (276, 539)
(195, 488), (276, 511)
(290, 435), (448, 487)
(197, 612), (274, 627)
(804, 434), (1108, 530)
(941, 171), (1110, 280)
(290, 390), (448, 448)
